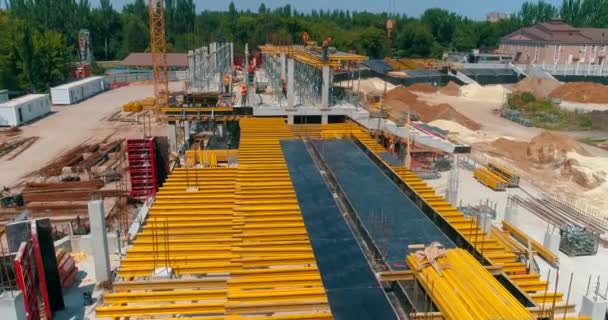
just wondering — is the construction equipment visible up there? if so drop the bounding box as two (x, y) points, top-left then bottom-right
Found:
(149, 0), (169, 119)
(473, 166), (508, 191)
(487, 162), (520, 187)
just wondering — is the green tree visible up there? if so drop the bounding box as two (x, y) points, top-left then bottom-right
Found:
(421, 8), (458, 46)
(453, 23), (479, 51)
(359, 26), (386, 58)
(397, 22), (436, 57)
(31, 31), (70, 91)
(120, 13), (149, 58)
(519, 1), (558, 26)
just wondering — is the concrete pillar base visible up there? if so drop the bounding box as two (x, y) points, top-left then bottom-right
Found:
(168, 122), (177, 153)
(88, 199), (111, 283)
(184, 121), (191, 141)
(543, 231), (561, 254)
(504, 206), (518, 226)
(0, 292), (26, 320)
(321, 112), (329, 125)
(580, 294), (608, 320)
(287, 114), (294, 125)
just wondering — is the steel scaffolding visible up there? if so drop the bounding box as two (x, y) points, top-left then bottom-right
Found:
(188, 42), (231, 93)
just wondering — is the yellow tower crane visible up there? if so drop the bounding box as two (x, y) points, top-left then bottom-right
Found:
(149, 0), (169, 120)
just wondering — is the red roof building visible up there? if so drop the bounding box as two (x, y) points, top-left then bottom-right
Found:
(499, 20), (608, 65)
(120, 53), (189, 69)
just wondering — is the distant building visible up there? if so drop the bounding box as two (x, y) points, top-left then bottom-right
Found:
(120, 53), (189, 70)
(486, 12), (510, 22)
(499, 19), (608, 65)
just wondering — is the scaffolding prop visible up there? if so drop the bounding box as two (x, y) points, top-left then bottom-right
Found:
(188, 42), (232, 93)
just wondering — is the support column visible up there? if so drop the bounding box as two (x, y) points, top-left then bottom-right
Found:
(287, 59), (295, 109)
(167, 121), (177, 153)
(280, 52), (286, 80)
(321, 65), (330, 124)
(230, 42), (234, 68)
(543, 228), (561, 254)
(580, 294), (608, 320)
(184, 121), (191, 141)
(88, 199), (111, 283)
(187, 50), (194, 89)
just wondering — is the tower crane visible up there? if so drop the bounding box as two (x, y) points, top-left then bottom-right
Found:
(149, 0), (169, 120)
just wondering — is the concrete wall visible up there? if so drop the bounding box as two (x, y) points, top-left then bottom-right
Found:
(66, 233), (120, 255)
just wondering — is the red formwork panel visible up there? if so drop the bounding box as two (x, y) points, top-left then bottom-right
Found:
(126, 138), (157, 200)
(31, 222), (52, 319)
(14, 241), (41, 320)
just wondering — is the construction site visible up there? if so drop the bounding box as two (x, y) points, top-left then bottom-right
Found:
(2, 2), (608, 320)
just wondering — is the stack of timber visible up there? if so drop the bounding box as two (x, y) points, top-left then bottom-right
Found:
(56, 249), (78, 288)
(22, 180), (104, 203)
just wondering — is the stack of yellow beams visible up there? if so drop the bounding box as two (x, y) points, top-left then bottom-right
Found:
(406, 249), (534, 320)
(97, 118), (332, 319)
(227, 117), (332, 317)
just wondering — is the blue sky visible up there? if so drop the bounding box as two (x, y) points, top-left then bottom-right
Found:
(0, 0), (564, 20)
(95, 0), (564, 20)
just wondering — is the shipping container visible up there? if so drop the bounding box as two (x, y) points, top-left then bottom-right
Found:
(0, 94), (51, 126)
(50, 76), (106, 105)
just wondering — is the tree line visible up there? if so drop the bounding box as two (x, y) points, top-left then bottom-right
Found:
(2, 0), (608, 93)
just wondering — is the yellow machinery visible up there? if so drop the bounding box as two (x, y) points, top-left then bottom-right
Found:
(474, 166), (508, 191)
(488, 162), (520, 187)
(407, 247), (534, 320)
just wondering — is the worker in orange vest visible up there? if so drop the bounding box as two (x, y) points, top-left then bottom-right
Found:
(223, 74), (231, 94)
(240, 85), (247, 107)
(303, 31), (309, 45)
(321, 37), (332, 62)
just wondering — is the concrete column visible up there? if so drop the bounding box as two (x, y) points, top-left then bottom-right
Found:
(230, 42), (234, 68)
(0, 292), (26, 320)
(167, 121), (177, 153)
(580, 295), (608, 320)
(287, 59), (295, 109)
(187, 50), (194, 88)
(184, 121), (191, 141)
(287, 114), (294, 125)
(321, 65), (330, 110)
(543, 230), (561, 254)
(321, 113), (329, 124)
(280, 53), (286, 80)
(88, 199), (111, 283)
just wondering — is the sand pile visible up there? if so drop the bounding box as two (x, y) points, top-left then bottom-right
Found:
(352, 78), (396, 96)
(549, 82), (608, 103)
(439, 81), (461, 96)
(561, 156), (607, 189)
(460, 83), (509, 102)
(384, 86), (481, 130)
(408, 83), (438, 93)
(474, 131), (601, 189)
(512, 77), (561, 98)
(384, 86), (418, 103)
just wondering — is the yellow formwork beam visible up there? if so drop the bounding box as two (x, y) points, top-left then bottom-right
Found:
(407, 249), (534, 320)
(112, 278), (228, 291)
(95, 302), (225, 318)
(103, 289), (227, 304)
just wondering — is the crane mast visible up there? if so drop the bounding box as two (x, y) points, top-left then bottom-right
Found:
(149, 0), (169, 119)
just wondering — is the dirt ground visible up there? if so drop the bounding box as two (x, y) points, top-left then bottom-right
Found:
(0, 82), (181, 188)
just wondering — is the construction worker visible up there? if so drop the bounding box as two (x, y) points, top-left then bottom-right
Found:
(248, 62), (255, 83)
(281, 77), (287, 98)
(321, 37), (332, 62)
(223, 74), (231, 94)
(303, 31), (309, 45)
(240, 85), (247, 107)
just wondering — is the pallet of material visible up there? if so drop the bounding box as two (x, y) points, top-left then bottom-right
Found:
(473, 167), (507, 191)
(487, 162), (520, 187)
